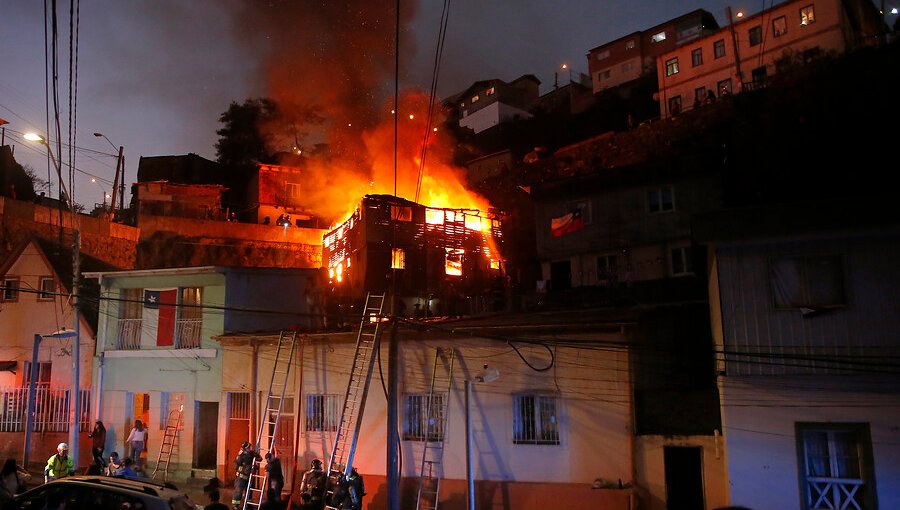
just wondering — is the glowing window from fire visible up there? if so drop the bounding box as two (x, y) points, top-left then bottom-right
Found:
(490, 259), (501, 270)
(445, 249), (464, 276)
(464, 215), (482, 231)
(391, 205), (412, 221)
(425, 209), (444, 225)
(392, 248), (405, 269)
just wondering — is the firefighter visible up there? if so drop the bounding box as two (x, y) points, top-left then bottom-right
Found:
(232, 441), (261, 509)
(335, 468), (365, 510)
(299, 458), (326, 510)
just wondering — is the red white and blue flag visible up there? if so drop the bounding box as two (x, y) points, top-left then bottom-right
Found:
(551, 208), (584, 237)
(143, 289), (177, 346)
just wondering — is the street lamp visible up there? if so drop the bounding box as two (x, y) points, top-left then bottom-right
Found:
(93, 132), (125, 219)
(24, 133), (84, 472)
(23, 330), (78, 468)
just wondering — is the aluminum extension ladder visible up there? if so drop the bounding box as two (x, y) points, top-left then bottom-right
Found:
(151, 404), (184, 481)
(242, 330), (298, 510)
(324, 293), (386, 510)
(416, 348), (455, 510)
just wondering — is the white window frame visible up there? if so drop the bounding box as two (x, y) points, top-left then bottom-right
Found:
(402, 393), (446, 442)
(665, 57), (679, 77)
(2, 277), (20, 302)
(647, 186), (675, 213)
(798, 423), (872, 510)
(773, 15), (788, 37)
(670, 245), (694, 276)
(285, 181), (301, 200)
(305, 393), (340, 432)
(651, 31), (667, 43)
(512, 393), (560, 445)
(38, 276), (55, 300)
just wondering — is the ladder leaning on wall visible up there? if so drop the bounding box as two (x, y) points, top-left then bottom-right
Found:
(151, 404), (184, 481)
(416, 348), (455, 510)
(242, 330), (298, 510)
(324, 293), (387, 510)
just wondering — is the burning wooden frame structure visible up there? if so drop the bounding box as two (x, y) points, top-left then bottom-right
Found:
(323, 194), (505, 316)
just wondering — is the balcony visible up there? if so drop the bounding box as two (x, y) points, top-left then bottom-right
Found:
(116, 318), (142, 350)
(176, 318), (202, 348)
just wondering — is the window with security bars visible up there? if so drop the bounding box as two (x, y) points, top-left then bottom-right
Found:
(797, 423), (873, 510)
(403, 393), (446, 441)
(305, 394), (340, 432)
(512, 394), (559, 445)
(228, 392), (250, 419)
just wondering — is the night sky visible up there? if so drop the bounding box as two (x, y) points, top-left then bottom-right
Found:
(0, 1), (890, 208)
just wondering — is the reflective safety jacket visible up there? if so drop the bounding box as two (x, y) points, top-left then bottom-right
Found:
(44, 453), (74, 479)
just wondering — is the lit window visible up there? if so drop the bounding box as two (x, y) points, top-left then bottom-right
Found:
(512, 394), (559, 445)
(305, 394), (341, 432)
(651, 31), (667, 43)
(595, 49), (610, 60)
(665, 57), (679, 77)
(770, 255), (844, 309)
(625, 40), (635, 50)
(425, 209), (444, 225)
(714, 39), (726, 59)
(445, 249), (463, 276)
(749, 26), (763, 46)
(773, 15), (787, 37)
(403, 393), (446, 441)
(2, 278), (19, 302)
(485, 87), (495, 95)
(670, 246), (693, 276)
(38, 277), (55, 300)
(648, 186), (675, 213)
(392, 248), (405, 269)
(471, 95), (480, 103)
(718, 78), (732, 96)
(692, 48), (703, 67)
(798, 423), (873, 510)
(800, 5), (815, 25)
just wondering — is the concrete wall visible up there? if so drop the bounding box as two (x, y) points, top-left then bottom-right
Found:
(633, 435), (729, 510)
(722, 377), (900, 510)
(0, 196), (138, 268)
(220, 333), (635, 510)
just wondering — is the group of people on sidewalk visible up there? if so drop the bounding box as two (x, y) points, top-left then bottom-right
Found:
(41, 418), (146, 484)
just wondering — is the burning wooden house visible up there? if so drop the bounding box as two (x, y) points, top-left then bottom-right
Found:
(323, 194), (505, 316)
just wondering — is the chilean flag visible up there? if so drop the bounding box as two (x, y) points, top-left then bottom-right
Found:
(144, 289), (177, 347)
(551, 208), (584, 237)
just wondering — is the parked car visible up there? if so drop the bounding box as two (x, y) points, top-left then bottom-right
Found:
(11, 475), (199, 510)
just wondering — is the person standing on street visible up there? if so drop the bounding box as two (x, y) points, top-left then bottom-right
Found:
(44, 443), (75, 483)
(264, 449), (284, 508)
(126, 419), (147, 471)
(88, 420), (107, 470)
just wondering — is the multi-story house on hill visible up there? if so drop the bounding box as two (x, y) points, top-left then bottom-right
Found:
(444, 75), (541, 134)
(587, 9), (719, 95)
(83, 265), (321, 482)
(0, 237), (117, 467)
(694, 198), (900, 509)
(523, 124), (730, 509)
(655, 0), (885, 118)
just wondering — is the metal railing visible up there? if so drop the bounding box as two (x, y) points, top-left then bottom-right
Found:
(0, 385), (91, 432)
(176, 318), (202, 348)
(116, 318), (142, 349)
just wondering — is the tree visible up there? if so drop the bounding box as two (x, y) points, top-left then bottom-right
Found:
(214, 98), (279, 167)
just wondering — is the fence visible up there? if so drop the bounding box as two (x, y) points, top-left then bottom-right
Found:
(0, 385), (91, 433)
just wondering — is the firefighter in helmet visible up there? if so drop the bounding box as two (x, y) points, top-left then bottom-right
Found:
(300, 458), (327, 510)
(232, 441), (261, 509)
